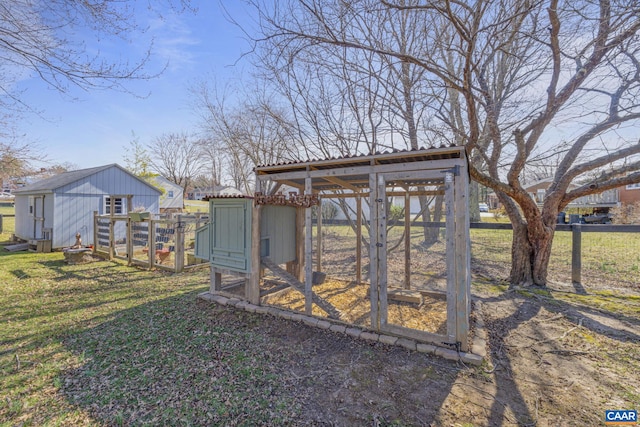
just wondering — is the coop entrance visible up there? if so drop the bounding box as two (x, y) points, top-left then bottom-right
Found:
(373, 170), (453, 342)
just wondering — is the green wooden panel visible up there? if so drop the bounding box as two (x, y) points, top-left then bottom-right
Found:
(210, 199), (252, 273)
(261, 205), (296, 265)
(194, 223), (210, 260)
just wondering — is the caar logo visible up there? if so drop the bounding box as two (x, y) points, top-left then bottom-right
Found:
(605, 410), (637, 425)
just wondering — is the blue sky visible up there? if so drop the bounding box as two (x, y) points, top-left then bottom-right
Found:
(13, 2), (256, 170)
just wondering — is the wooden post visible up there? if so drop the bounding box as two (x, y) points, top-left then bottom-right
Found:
(248, 196), (261, 305)
(572, 223), (582, 285)
(304, 177), (313, 315)
(108, 204), (115, 261)
(368, 175), (378, 329)
(126, 216), (133, 266)
(210, 268), (222, 293)
(454, 167), (470, 352)
(444, 172), (456, 344)
(295, 207), (305, 282)
(356, 195), (362, 285)
(149, 218), (156, 269)
(93, 211), (98, 255)
(404, 191), (411, 290)
(175, 215), (185, 273)
(316, 198), (323, 272)
(377, 174), (388, 328)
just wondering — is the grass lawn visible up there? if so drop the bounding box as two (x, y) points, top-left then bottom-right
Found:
(1, 208), (638, 426)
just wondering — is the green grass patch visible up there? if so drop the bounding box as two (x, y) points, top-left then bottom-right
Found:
(0, 248), (303, 425)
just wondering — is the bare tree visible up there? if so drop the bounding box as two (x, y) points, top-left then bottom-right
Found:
(250, 0), (640, 287)
(1, 0), (192, 181)
(193, 80), (300, 194)
(147, 132), (206, 194)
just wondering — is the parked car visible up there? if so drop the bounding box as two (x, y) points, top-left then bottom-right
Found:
(479, 203), (489, 212)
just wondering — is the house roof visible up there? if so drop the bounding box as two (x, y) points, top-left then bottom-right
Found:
(14, 164), (161, 195)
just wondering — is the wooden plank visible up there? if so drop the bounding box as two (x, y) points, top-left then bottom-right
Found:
(356, 195), (362, 285)
(175, 215), (185, 273)
(316, 198), (323, 272)
(149, 219), (156, 268)
(4, 243), (29, 252)
(248, 188), (262, 305)
(454, 167), (471, 352)
(126, 217), (133, 266)
(369, 174), (379, 329)
(444, 172), (457, 344)
(380, 323), (448, 345)
(304, 177), (313, 315)
(295, 207), (305, 282)
(261, 257), (341, 320)
(404, 191), (411, 290)
(378, 174), (388, 328)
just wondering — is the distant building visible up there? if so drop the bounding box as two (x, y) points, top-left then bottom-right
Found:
(188, 185), (243, 200)
(13, 164), (161, 249)
(149, 176), (184, 212)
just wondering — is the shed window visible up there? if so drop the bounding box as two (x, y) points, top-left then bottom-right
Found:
(105, 197), (125, 214)
(168, 190), (174, 198)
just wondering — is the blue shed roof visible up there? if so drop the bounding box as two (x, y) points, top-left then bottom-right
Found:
(14, 164), (161, 195)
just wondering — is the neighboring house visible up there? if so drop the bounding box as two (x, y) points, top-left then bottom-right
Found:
(149, 176), (184, 212)
(188, 185), (243, 200)
(619, 183), (640, 205)
(487, 177), (624, 212)
(13, 164), (161, 249)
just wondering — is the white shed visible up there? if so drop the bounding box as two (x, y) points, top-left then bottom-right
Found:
(149, 176), (184, 212)
(13, 164), (161, 249)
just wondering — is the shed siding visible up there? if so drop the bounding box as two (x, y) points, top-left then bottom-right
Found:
(49, 166), (159, 248)
(13, 165), (160, 248)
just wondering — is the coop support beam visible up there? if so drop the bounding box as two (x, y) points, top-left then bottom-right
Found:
(316, 197), (322, 272)
(304, 176), (313, 316)
(369, 173), (379, 329)
(454, 168), (471, 352)
(248, 185), (263, 305)
(356, 195), (362, 285)
(445, 173), (457, 344)
(377, 174), (388, 328)
(404, 191), (411, 290)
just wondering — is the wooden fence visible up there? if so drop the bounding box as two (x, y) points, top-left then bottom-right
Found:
(93, 212), (209, 272)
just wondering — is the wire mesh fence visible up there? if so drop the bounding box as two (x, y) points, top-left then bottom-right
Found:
(312, 220), (639, 292)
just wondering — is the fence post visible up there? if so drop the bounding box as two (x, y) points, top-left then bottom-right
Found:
(571, 224), (582, 284)
(175, 215), (185, 273)
(0, 213), (3, 233)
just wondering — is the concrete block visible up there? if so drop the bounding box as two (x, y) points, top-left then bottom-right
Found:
(329, 324), (347, 334)
(345, 327), (362, 338)
(396, 338), (417, 351)
(378, 335), (398, 346)
(302, 316), (319, 327)
(360, 332), (379, 342)
(316, 320), (332, 330)
(416, 343), (437, 354)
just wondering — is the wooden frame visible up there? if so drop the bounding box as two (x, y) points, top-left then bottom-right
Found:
(206, 146), (472, 352)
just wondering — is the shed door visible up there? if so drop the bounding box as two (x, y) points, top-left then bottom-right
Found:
(33, 196), (45, 239)
(210, 200), (251, 273)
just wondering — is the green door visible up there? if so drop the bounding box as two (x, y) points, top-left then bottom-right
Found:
(210, 199), (252, 273)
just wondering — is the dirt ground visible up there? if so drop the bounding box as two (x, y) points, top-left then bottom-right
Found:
(244, 230), (639, 426)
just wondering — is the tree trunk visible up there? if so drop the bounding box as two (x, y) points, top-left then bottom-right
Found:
(509, 215), (556, 287)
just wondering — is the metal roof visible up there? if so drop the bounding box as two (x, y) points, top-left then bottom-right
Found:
(13, 164), (161, 195)
(255, 145), (466, 192)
